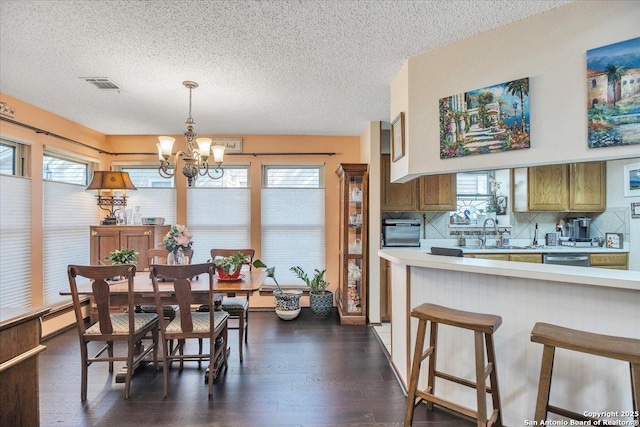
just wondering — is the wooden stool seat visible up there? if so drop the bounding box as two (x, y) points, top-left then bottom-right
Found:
(531, 322), (640, 423)
(404, 303), (503, 427)
(411, 303), (502, 334)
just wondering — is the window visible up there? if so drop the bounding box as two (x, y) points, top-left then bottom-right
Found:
(0, 143), (16, 175)
(187, 166), (250, 264)
(43, 153), (88, 184)
(0, 174), (31, 306)
(1, 138), (29, 176)
(452, 172), (493, 224)
(591, 79), (597, 88)
(119, 166), (177, 224)
(43, 152), (98, 305)
(121, 167), (174, 188)
(261, 166), (325, 285)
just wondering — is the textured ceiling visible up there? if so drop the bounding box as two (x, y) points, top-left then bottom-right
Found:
(0, 0), (572, 136)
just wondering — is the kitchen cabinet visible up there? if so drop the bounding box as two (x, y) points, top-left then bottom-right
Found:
(590, 253), (628, 270)
(418, 174), (457, 211)
(381, 155), (456, 211)
(512, 161), (606, 212)
(380, 155), (417, 211)
(336, 164), (368, 325)
(466, 253), (510, 261)
(90, 225), (169, 271)
(508, 253), (542, 263)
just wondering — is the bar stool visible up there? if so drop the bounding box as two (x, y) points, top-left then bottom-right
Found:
(404, 303), (503, 427)
(531, 322), (640, 423)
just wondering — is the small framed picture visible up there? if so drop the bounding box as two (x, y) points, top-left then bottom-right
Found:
(623, 162), (640, 198)
(391, 112), (405, 162)
(605, 232), (623, 249)
(632, 202), (640, 219)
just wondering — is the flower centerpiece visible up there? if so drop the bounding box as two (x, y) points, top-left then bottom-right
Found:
(105, 248), (138, 265)
(163, 224), (192, 265)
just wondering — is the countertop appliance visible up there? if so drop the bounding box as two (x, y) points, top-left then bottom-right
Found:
(382, 219), (420, 247)
(543, 253), (590, 267)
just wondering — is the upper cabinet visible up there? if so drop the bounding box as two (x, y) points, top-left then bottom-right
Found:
(380, 155), (417, 211)
(417, 174), (457, 211)
(381, 155), (456, 212)
(512, 161), (606, 212)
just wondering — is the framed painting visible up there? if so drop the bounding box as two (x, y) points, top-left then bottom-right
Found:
(391, 112), (405, 162)
(439, 77), (530, 159)
(623, 162), (640, 197)
(587, 37), (640, 148)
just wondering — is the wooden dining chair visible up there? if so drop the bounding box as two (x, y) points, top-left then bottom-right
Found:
(150, 263), (229, 397)
(139, 248), (194, 317)
(199, 248), (255, 362)
(67, 264), (159, 401)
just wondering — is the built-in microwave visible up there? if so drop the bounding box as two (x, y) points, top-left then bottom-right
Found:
(382, 219), (421, 247)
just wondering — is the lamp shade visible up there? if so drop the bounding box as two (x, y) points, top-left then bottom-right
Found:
(86, 171), (137, 191)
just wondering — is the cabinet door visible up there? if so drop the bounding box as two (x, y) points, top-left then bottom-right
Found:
(90, 227), (120, 265)
(528, 164), (569, 211)
(120, 227), (154, 270)
(570, 162), (606, 212)
(509, 254), (542, 263)
(590, 253), (627, 270)
(418, 174), (457, 211)
(472, 254), (509, 261)
(381, 155), (417, 211)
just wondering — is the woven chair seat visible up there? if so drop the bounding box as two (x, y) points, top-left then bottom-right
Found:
(221, 297), (249, 311)
(85, 313), (158, 335)
(166, 311), (229, 334)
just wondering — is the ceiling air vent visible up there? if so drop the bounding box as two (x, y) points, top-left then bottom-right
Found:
(81, 77), (121, 90)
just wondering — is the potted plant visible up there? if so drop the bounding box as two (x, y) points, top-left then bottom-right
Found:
(212, 252), (249, 280)
(105, 248), (138, 265)
(290, 266), (333, 317)
(253, 259), (302, 320)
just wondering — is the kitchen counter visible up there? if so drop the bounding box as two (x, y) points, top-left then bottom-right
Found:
(379, 248), (640, 424)
(379, 247), (638, 291)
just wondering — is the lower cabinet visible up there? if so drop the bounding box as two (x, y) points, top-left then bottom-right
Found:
(509, 254), (542, 263)
(590, 253), (628, 270)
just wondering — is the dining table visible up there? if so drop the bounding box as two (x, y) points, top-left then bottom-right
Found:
(61, 268), (266, 382)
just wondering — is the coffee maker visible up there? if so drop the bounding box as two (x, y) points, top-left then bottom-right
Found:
(564, 217), (592, 245)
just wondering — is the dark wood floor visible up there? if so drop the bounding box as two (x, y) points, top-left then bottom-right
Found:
(40, 309), (474, 426)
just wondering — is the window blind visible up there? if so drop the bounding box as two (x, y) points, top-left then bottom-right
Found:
(186, 188), (251, 264)
(261, 188), (325, 285)
(0, 175), (31, 307)
(126, 189), (176, 225)
(43, 181), (97, 305)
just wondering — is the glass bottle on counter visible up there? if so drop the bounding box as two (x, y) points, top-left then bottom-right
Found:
(132, 206), (142, 225)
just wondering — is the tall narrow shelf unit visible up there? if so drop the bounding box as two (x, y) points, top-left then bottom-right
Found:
(336, 164), (368, 325)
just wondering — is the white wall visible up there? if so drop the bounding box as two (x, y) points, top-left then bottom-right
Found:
(390, 1), (640, 183)
(606, 157), (640, 270)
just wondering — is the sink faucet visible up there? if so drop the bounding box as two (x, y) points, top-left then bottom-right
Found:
(481, 218), (499, 249)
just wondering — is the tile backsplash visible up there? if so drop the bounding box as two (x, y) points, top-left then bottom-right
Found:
(382, 209), (630, 243)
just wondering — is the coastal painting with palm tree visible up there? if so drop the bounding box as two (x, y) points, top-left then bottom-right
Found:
(587, 37), (640, 148)
(439, 78), (530, 159)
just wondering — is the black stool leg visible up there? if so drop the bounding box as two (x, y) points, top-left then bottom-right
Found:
(404, 318), (428, 427)
(534, 344), (556, 422)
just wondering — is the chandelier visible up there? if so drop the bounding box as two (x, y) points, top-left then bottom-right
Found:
(157, 81), (225, 186)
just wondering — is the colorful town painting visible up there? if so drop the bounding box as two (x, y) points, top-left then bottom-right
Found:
(439, 78), (530, 159)
(587, 37), (640, 148)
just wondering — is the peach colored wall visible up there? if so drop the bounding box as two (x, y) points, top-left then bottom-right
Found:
(106, 134), (361, 307)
